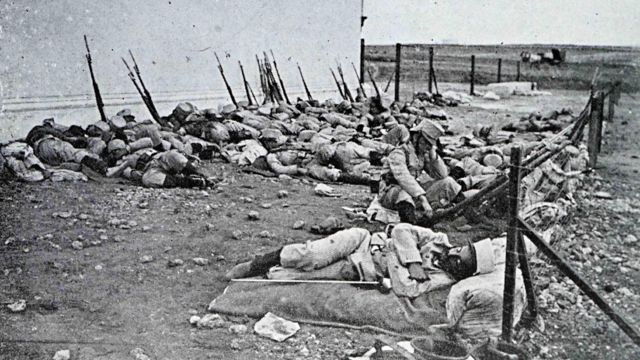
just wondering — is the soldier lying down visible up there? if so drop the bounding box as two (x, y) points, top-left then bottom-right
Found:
(225, 223), (497, 298)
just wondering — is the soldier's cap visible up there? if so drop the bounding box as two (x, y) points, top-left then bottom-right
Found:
(107, 139), (127, 153)
(109, 115), (127, 129)
(317, 143), (337, 164)
(409, 119), (444, 143)
(116, 109), (134, 119)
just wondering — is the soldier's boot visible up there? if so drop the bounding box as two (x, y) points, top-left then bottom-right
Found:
(225, 248), (283, 280)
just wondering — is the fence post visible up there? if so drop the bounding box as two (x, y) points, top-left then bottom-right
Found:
(394, 43), (401, 102)
(428, 47), (434, 93)
(516, 61), (521, 81)
(497, 58), (502, 83)
(470, 55), (475, 96)
(502, 145), (522, 343)
(360, 38), (365, 85)
(588, 92), (603, 168)
(597, 94), (605, 153)
(608, 91), (615, 122)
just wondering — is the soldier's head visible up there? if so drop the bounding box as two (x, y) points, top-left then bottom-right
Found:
(434, 239), (495, 281)
(409, 119), (444, 153)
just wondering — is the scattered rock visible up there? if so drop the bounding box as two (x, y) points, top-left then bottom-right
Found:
(624, 234), (638, 245)
(95, 264), (103, 271)
(197, 313), (226, 329)
(229, 324), (248, 334)
(231, 230), (243, 240)
(192, 257), (209, 266)
(4, 236), (16, 245)
(247, 211), (260, 220)
(78, 214), (89, 220)
(53, 349), (71, 360)
(260, 203), (272, 209)
(128, 220), (138, 227)
(230, 338), (244, 350)
(57, 211), (73, 219)
(618, 287), (634, 297)
(254, 312), (300, 342)
(140, 255), (154, 264)
(71, 241), (84, 250)
(142, 226), (151, 232)
(593, 191), (613, 199)
(259, 230), (271, 238)
(277, 190), (289, 198)
(189, 315), (201, 325)
(292, 220), (305, 230)
(168, 259), (184, 267)
(215, 255), (226, 261)
(99, 235), (108, 241)
(7, 299), (26, 312)
(77, 347), (97, 360)
(137, 202), (149, 209)
(130, 347), (151, 360)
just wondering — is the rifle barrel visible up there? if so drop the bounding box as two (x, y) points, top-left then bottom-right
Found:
(297, 64), (313, 101)
(351, 62), (367, 97)
(215, 52), (238, 106)
(367, 67), (381, 98)
(83, 35), (107, 122)
(337, 64), (354, 102)
(330, 68), (346, 100)
(238, 61), (253, 105)
(270, 50), (291, 104)
(128, 50), (160, 121)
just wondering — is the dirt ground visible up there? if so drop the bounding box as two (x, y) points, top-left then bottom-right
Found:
(1, 87), (639, 359)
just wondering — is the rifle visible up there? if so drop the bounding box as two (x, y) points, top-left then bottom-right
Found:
(269, 50), (291, 104)
(263, 52), (283, 103)
(83, 35), (107, 122)
(351, 62), (367, 97)
(297, 63), (313, 101)
(384, 69), (395, 93)
(247, 81), (259, 105)
(337, 64), (354, 102)
(366, 67), (381, 98)
(128, 50), (160, 121)
(330, 68), (346, 100)
(238, 61), (253, 105)
(214, 52), (238, 106)
(256, 56), (271, 103)
(122, 57), (154, 119)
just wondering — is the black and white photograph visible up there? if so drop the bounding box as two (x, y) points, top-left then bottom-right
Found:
(1, 1), (639, 359)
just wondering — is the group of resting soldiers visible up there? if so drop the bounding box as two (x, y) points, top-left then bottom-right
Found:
(5, 90), (508, 223)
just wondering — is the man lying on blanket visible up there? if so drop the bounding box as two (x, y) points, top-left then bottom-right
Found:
(226, 223), (496, 298)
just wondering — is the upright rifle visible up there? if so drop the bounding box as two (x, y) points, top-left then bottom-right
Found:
(263, 52), (283, 103)
(330, 68), (346, 100)
(238, 60), (253, 105)
(122, 57), (154, 120)
(129, 50), (160, 121)
(384, 69), (395, 93)
(214, 52), (238, 107)
(269, 50), (291, 104)
(366, 67), (381, 98)
(297, 63), (313, 101)
(337, 63), (354, 102)
(351, 62), (367, 98)
(83, 35), (107, 122)
(256, 55), (271, 103)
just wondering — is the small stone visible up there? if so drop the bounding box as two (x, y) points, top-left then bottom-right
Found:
(99, 235), (108, 241)
(113, 236), (123, 243)
(192, 257), (209, 266)
(71, 241), (84, 250)
(4, 236), (16, 245)
(53, 349), (71, 360)
(593, 191), (613, 199)
(57, 212), (72, 219)
(260, 203), (272, 209)
(140, 255), (154, 264)
(130, 348), (151, 360)
(247, 211), (260, 220)
(90, 240), (102, 247)
(44, 234), (54, 240)
(189, 315), (201, 325)
(292, 220), (305, 230)
(624, 234), (638, 245)
(7, 299), (26, 312)
(277, 190), (289, 198)
(142, 226), (151, 232)
(230, 338), (243, 350)
(299, 346), (310, 356)
(231, 230), (243, 240)
(229, 324), (248, 334)
(108, 218), (121, 226)
(205, 223), (215, 231)
(78, 214), (89, 220)
(95, 264), (103, 271)
(618, 287), (634, 297)
(278, 174), (292, 181)
(128, 220), (138, 227)
(137, 202), (149, 209)
(215, 255), (226, 261)
(119, 224), (131, 230)
(188, 309), (199, 315)
(259, 230), (271, 238)
(168, 259), (184, 267)
(197, 313), (226, 328)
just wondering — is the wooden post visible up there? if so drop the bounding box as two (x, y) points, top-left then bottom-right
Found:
(394, 43), (401, 102)
(516, 61), (521, 81)
(517, 232), (538, 320)
(497, 58), (502, 83)
(428, 47), (434, 93)
(360, 38), (365, 85)
(608, 93), (615, 122)
(588, 92), (603, 168)
(470, 55), (475, 95)
(597, 95), (605, 153)
(518, 218), (640, 346)
(502, 146), (522, 342)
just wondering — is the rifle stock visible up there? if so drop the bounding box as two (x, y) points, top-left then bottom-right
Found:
(128, 50), (160, 121)
(238, 61), (253, 105)
(337, 64), (354, 102)
(366, 67), (381, 98)
(83, 35), (107, 122)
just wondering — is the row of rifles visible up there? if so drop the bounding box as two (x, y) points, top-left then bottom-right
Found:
(83, 35), (388, 122)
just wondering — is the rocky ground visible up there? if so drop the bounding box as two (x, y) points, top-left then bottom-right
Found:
(1, 88), (639, 359)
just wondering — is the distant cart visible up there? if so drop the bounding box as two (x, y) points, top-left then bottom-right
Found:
(520, 48), (566, 66)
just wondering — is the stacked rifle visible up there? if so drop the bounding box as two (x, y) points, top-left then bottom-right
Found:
(121, 50), (160, 122)
(83, 35), (107, 122)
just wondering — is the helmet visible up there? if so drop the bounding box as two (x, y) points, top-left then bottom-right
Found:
(409, 119), (444, 144)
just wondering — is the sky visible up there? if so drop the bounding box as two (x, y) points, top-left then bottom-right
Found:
(362, 0), (640, 46)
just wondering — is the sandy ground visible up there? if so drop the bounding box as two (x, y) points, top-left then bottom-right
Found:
(1, 87), (639, 359)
